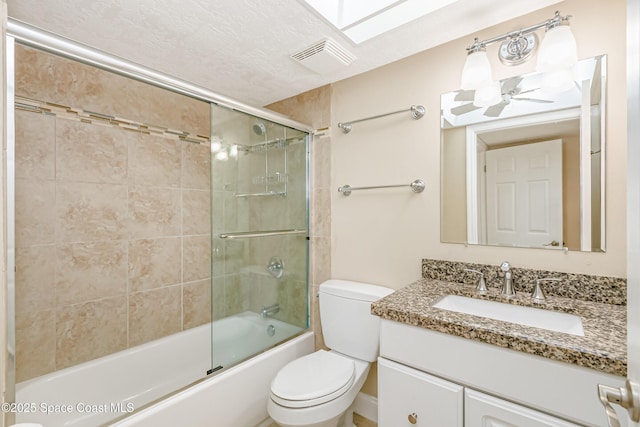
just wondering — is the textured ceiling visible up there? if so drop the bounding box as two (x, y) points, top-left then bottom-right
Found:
(6, 0), (562, 107)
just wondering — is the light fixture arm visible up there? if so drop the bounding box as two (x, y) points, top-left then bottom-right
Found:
(465, 11), (572, 53)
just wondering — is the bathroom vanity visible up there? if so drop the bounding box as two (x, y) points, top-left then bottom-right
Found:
(372, 261), (627, 427)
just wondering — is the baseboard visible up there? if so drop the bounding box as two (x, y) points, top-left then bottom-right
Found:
(353, 392), (377, 423)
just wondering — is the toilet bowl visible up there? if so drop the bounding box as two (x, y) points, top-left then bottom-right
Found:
(268, 350), (369, 427)
(267, 280), (393, 427)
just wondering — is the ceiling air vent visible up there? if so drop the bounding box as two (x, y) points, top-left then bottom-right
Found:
(290, 38), (356, 74)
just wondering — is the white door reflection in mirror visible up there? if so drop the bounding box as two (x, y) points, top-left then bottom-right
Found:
(485, 140), (563, 248)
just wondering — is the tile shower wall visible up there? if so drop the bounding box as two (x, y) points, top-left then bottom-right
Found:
(14, 45), (211, 382)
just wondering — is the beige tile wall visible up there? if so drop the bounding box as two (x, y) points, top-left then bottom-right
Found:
(14, 45), (212, 382)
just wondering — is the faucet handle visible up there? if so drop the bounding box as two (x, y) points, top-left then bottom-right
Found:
(500, 261), (511, 273)
(464, 269), (487, 293)
(532, 277), (562, 301)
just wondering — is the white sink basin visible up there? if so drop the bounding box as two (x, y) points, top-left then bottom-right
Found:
(432, 294), (584, 336)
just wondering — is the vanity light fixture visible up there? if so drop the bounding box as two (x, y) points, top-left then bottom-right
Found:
(460, 11), (577, 104)
(460, 45), (493, 90)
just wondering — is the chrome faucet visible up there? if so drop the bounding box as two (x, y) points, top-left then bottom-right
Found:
(500, 261), (516, 296)
(261, 303), (280, 318)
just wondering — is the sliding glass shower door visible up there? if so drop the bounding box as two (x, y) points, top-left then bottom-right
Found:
(209, 104), (309, 372)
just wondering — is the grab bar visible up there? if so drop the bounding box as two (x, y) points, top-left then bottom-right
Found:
(218, 229), (307, 239)
(338, 179), (425, 196)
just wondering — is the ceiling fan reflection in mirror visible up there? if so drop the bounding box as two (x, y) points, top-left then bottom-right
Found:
(451, 76), (554, 118)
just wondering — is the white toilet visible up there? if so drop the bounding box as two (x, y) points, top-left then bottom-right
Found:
(267, 279), (393, 427)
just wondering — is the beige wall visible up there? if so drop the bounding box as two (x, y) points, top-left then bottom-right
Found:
(14, 45), (212, 382)
(331, 0), (627, 288)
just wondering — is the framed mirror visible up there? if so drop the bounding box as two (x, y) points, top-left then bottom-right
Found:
(441, 55), (606, 252)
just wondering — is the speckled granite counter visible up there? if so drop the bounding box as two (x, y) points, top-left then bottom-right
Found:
(371, 278), (627, 377)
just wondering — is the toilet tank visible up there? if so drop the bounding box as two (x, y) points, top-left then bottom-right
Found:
(319, 279), (393, 362)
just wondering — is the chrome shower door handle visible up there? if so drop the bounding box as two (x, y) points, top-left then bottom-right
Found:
(597, 380), (640, 427)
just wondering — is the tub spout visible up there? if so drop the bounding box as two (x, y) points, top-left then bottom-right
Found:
(261, 303), (280, 318)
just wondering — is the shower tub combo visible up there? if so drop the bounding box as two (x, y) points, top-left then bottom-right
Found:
(16, 312), (311, 427)
(7, 23), (312, 427)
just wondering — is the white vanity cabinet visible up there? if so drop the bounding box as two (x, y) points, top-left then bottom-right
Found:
(378, 319), (628, 427)
(378, 358), (463, 426)
(378, 358), (579, 427)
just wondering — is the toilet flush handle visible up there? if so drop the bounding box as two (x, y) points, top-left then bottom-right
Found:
(408, 412), (418, 424)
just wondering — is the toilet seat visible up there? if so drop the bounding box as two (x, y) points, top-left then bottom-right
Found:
(270, 350), (355, 408)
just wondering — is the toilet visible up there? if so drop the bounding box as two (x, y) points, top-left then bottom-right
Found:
(267, 279), (393, 427)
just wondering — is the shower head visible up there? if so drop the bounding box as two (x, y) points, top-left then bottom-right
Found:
(252, 122), (266, 136)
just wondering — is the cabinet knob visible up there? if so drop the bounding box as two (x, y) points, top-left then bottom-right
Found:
(408, 412), (418, 424)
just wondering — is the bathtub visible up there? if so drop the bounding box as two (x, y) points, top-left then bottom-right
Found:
(15, 311), (312, 427)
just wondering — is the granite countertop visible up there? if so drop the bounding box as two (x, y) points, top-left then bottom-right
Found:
(371, 278), (627, 377)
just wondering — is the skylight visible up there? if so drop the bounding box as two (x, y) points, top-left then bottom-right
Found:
(301, 0), (459, 44)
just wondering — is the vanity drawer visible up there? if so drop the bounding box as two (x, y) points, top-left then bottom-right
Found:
(465, 389), (583, 427)
(378, 357), (463, 427)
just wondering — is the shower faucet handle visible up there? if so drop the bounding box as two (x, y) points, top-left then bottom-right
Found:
(267, 256), (284, 279)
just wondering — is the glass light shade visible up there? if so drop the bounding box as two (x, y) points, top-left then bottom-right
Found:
(461, 50), (493, 90)
(540, 68), (575, 93)
(536, 25), (578, 72)
(473, 81), (502, 107)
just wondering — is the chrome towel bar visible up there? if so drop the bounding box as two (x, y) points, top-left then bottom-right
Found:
(337, 105), (425, 134)
(338, 179), (425, 196)
(218, 229), (307, 239)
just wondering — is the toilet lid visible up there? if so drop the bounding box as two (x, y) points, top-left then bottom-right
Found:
(270, 350), (355, 408)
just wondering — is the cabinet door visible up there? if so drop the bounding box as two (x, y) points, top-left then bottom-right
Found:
(465, 389), (583, 427)
(378, 358), (463, 427)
